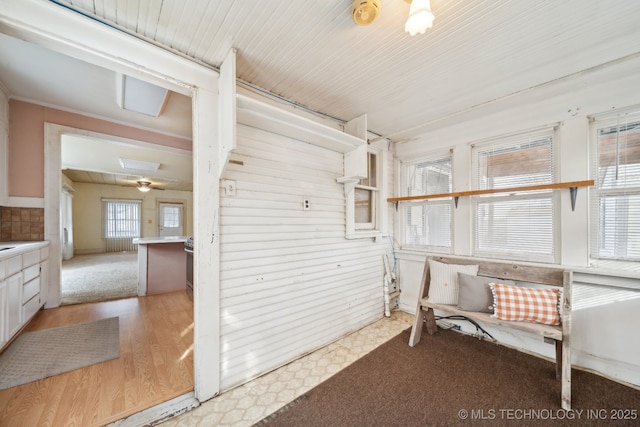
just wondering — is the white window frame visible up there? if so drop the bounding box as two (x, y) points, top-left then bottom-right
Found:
(589, 109), (640, 264)
(400, 151), (453, 252)
(344, 146), (385, 239)
(354, 151), (378, 230)
(470, 128), (559, 263)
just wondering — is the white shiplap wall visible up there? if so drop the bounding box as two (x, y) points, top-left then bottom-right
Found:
(219, 125), (387, 390)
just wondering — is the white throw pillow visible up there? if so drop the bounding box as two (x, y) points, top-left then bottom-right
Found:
(428, 259), (479, 305)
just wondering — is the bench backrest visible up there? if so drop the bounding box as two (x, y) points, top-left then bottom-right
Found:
(428, 255), (565, 287)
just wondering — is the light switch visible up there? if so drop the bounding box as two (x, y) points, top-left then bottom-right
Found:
(222, 179), (237, 196)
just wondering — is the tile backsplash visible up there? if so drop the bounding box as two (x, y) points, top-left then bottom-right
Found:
(0, 206), (45, 241)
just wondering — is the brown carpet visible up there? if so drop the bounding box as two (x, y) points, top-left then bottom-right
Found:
(258, 329), (640, 427)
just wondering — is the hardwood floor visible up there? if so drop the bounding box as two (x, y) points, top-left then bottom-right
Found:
(0, 291), (194, 427)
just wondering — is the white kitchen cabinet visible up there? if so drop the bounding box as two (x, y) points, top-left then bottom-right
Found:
(39, 258), (49, 305)
(0, 242), (49, 351)
(21, 248), (43, 327)
(6, 272), (23, 338)
(0, 280), (6, 348)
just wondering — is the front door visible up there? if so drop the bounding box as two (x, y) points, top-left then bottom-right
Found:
(158, 202), (184, 237)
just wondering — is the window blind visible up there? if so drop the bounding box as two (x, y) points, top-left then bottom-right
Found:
(591, 111), (640, 261)
(103, 199), (142, 239)
(402, 155), (452, 251)
(472, 129), (556, 263)
(474, 130), (554, 190)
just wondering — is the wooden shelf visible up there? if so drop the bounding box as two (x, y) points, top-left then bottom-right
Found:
(387, 180), (594, 211)
(236, 94), (366, 153)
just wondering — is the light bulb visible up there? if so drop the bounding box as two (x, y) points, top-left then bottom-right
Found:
(405, 0), (435, 36)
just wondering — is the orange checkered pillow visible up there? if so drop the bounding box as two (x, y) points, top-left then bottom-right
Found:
(490, 283), (561, 325)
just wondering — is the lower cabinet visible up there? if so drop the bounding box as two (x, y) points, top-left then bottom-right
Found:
(0, 243), (49, 351)
(0, 280), (7, 349)
(39, 258), (49, 306)
(6, 272), (23, 338)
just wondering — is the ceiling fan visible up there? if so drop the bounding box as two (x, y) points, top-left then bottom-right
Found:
(136, 180), (151, 192)
(120, 178), (164, 192)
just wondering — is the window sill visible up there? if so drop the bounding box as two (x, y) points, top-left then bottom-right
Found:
(346, 230), (383, 240)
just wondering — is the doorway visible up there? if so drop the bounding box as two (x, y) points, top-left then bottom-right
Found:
(8, 0), (223, 401)
(54, 130), (193, 305)
(60, 186), (74, 260)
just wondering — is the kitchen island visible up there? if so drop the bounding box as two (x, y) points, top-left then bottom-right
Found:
(133, 236), (188, 296)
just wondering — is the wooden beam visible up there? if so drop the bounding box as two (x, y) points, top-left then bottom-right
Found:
(387, 180), (594, 203)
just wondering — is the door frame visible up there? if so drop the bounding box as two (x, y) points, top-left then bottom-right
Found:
(3, 0), (223, 403)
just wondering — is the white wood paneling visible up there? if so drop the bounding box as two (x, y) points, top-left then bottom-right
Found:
(49, 0), (640, 141)
(218, 48), (237, 177)
(219, 125), (387, 390)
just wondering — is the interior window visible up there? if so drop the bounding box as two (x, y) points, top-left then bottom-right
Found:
(591, 112), (640, 262)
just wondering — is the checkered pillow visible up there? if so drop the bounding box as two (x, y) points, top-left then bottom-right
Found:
(490, 283), (561, 325)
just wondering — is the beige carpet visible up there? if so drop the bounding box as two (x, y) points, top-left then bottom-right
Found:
(61, 252), (138, 305)
(0, 317), (120, 390)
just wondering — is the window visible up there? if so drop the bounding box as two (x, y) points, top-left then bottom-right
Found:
(161, 205), (181, 228)
(402, 154), (452, 251)
(471, 129), (557, 263)
(103, 199), (141, 239)
(355, 151), (378, 230)
(591, 111), (640, 262)
(341, 145), (385, 239)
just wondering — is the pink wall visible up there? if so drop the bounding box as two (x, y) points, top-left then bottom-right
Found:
(8, 99), (191, 198)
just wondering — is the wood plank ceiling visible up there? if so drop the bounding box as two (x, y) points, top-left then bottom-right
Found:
(47, 0), (640, 141)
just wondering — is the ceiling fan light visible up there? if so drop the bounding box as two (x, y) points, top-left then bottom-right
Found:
(137, 180), (152, 192)
(405, 0), (435, 36)
(351, 0), (381, 26)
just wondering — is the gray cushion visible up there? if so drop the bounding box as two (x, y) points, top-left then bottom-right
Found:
(456, 273), (515, 313)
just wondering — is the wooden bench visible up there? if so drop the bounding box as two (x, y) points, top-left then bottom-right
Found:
(408, 256), (572, 410)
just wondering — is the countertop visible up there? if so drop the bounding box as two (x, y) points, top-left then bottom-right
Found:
(133, 236), (189, 245)
(0, 241), (50, 261)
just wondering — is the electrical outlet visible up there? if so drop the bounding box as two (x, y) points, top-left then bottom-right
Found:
(303, 199), (311, 210)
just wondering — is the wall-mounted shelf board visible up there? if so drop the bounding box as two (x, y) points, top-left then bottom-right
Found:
(388, 180), (594, 211)
(236, 94), (365, 154)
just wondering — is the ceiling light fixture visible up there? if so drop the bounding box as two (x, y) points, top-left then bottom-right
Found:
(116, 73), (169, 117)
(137, 180), (152, 192)
(119, 157), (160, 172)
(351, 0), (381, 26)
(405, 0), (435, 36)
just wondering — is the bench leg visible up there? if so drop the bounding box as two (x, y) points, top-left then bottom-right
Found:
(561, 338), (571, 410)
(425, 307), (438, 335)
(409, 308), (425, 347)
(554, 339), (562, 380)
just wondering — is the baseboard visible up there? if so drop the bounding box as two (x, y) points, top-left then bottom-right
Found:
(106, 392), (200, 426)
